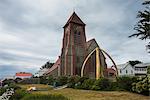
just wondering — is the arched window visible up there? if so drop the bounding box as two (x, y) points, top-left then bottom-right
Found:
(74, 30), (81, 45)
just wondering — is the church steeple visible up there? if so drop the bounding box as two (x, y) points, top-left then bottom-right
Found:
(61, 12), (87, 76)
(63, 12), (85, 28)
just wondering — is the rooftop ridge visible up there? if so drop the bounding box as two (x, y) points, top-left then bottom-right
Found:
(63, 12), (85, 28)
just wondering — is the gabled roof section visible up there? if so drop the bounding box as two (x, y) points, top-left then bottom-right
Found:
(86, 39), (95, 48)
(63, 12), (85, 28)
(135, 63), (150, 67)
(117, 62), (133, 70)
(86, 38), (99, 49)
(44, 57), (60, 75)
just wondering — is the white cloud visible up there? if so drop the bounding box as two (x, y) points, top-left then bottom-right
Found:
(0, 0), (149, 77)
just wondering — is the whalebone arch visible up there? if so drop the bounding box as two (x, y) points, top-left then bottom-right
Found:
(81, 39), (118, 79)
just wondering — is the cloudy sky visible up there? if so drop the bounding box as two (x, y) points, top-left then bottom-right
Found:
(0, 0), (149, 78)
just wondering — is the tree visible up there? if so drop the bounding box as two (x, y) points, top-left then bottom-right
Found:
(128, 60), (142, 66)
(129, 1), (150, 52)
(40, 61), (54, 69)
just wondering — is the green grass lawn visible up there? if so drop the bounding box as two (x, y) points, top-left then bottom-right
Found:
(18, 84), (150, 100)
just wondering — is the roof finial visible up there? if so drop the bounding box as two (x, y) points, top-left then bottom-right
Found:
(73, 7), (76, 13)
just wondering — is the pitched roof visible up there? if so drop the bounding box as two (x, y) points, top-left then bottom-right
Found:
(45, 58), (60, 75)
(63, 12), (85, 28)
(86, 38), (99, 49)
(117, 62), (132, 70)
(134, 63), (150, 67)
(86, 39), (94, 48)
(16, 73), (32, 76)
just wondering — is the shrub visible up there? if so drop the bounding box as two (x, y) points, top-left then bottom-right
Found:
(10, 89), (28, 100)
(79, 76), (89, 84)
(21, 94), (69, 100)
(2, 79), (15, 85)
(132, 75), (150, 96)
(109, 82), (121, 91)
(117, 76), (135, 91)
(92, 78), (111, 90)
(47, 75), (55, 85)
(81, 79), (95, 90)
(56, 76), (68, 86)
(74, 76), (89, 89)
(0, 84), (20, 96)
(39, 76), (48, 84)
(7, 84), (21, 90)
(0, 88), (6, 95)
(67, 76), (80, 88)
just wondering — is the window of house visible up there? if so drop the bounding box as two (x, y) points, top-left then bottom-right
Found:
(126, 70), (128, 73)
(141, 68), (143, 71)
(135, 68), (139, 71)
(120, 70), (122, 73)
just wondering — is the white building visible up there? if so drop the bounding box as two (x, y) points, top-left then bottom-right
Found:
(134, 63), (150, 76)
(117, 62), (134, 76)
(117, 62), (150, 76)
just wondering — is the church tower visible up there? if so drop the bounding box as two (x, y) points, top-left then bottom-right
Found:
(61, 12), (86, 76)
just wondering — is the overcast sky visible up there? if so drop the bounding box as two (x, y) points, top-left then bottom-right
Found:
(0, 0), (149, 78)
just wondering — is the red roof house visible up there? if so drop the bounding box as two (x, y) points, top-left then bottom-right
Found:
(15, 72), (32, 79)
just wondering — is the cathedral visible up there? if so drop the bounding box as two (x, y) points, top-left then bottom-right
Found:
(45, 12), (116, 79)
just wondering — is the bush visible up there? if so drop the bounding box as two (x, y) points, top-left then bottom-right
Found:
(132, 75), (150, 96)
(0, 88), (6, 95)
(40, 76), (48, 84)
(10, 89), (28, 100)
(67, 76), (80, 88)
(92, 78), (111, 90)
(2, 79), (15, 85)
(74, 76), (89, 89)
(81, 79), (95, 90)
(47, 75), (55, 85)
(7, 84), (21, 90)
(0, 84), (21, 96)
(109, 82), (120, 91)
(117, 76), (135, 91)
(56, 76), (68, 86)
(21, 94), (69, 100)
